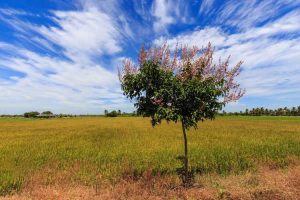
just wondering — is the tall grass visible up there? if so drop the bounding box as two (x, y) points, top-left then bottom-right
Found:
(0, 116), (300, 195)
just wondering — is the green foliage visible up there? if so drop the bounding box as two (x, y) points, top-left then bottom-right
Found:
(221, 105), (300, 116)
(0, 171), (23, 196)
(42, 111), (53, 115)
(23, 111), (39, 118)
(105, 110), (119, 117)
(121, 61), (225, 129)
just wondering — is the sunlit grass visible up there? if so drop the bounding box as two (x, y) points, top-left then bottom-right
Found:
(0, 116), (300, 195)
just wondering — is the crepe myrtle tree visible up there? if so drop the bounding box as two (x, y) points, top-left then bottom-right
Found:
(119, 43), (244, 185)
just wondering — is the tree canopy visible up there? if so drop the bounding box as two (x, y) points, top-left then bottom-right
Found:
(119, 43), (244, 129)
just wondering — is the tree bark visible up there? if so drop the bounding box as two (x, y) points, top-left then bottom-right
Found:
(181, 119), (188, 185)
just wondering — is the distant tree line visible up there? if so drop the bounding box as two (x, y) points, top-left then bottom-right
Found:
(221, 106), (300, 116)
(1, 112), (102, 118)
(0, 110), (138, 118)
(1, 107), (299, 118)
(0, 114), (23, 117)
(24, 111), (54, 118)
(104, 109), (137, 117)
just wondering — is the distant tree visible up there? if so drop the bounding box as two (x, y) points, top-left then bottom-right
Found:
(117, 110), (121, 115)
(283, 107), (287, 116)
(132, 111), (137, 116)
(106, 110), (118, 117)
(254, 108), (259, 116)
(24, 111), (39, 118)
(42, 111), (53, 115)
(279, 108), (283, 116)
(104, 109), (108, 116)
(286, 107), (291, 116)
(291, 107), (297, 116)
(119, 43), (244, 185)
(259, 107), (264, 116)
(265, 108), (269, 115)
(222, 110), (227, 116)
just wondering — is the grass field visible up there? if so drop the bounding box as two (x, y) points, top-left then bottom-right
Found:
(1, 116), (300, 197)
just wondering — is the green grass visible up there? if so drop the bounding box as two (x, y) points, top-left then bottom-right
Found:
(0, 116), (300, 195)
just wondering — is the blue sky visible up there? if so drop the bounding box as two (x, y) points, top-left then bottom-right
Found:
(0, 0), (300, 114)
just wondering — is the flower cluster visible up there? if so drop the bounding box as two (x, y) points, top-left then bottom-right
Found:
(119, 43), (245, 103)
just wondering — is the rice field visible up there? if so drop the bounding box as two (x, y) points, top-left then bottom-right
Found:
(0, 116), (300, 196)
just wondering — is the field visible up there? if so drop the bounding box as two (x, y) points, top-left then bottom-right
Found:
(1, 116), (300, 199)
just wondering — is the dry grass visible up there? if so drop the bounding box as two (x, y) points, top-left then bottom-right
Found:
(3, 165), (300, 200)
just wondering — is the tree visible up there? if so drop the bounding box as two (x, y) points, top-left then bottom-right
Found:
(104, 109), (108, 116)
(291, 107), (297, 116)
(42, 111), (53, 115)
(106, 110), (118, 117)
(117, 110), (122, 115)
(119, 43), (244, 185)
(24, 111), (40, 118)
(245, 108), (249, 115)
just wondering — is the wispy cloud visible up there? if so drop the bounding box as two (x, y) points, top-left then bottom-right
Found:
(199, 0), (214, 15)
(0, 4), (133, 114)
(0, 8), (31, 16)
(216, 0), (300, 30)
(154, 9), (300, 110)
(152, 0), (176, 33)
(152, 0), (192, 33)
(39, 8), (122, 63)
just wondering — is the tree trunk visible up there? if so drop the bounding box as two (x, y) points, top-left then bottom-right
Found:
(181, 119), (188, 185)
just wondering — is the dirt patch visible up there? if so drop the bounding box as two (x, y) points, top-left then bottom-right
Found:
(2, 166), (300, 200)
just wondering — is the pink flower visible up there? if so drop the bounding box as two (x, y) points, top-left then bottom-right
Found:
(120, 42), (245, 103)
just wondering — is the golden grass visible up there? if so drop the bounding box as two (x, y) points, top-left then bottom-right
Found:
(0, 116), (300, 197)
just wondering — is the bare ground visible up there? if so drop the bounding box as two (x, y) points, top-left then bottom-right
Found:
(2, 165), (300, 200)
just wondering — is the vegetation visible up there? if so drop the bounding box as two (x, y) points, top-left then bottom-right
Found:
(105, 110), (118, 117)
(222, 106), (300, 116)
(23, 111), (53, 118)
(104, 110), (136, 117)
(119, 43), (244, 185)
(41, 111), (53, 115)
(23, 111), (40, 118)
(3, 106), (299, 119)
(1, 116), (299, 195)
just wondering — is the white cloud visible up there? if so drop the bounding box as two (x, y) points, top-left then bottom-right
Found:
(155, 27), (226, 48)
(216, 0), (300, 30)
(37, 8), (121, 63)
(152, 0), (193, 33)
(199, 0), (214, 15)
(0, 5), (133, 114)
(152, 0), (175, 32)
(0, 8), (36, 16)
(0, 44), (125, 114)
(154, 12), (300, 104)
